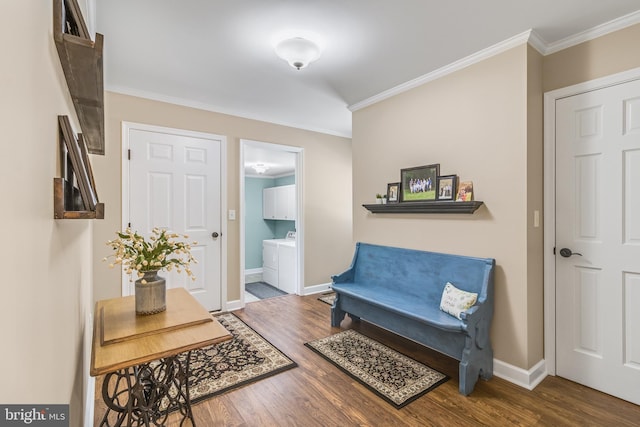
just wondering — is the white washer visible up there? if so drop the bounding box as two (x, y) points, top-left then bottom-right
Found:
(262, 238), (296, 293)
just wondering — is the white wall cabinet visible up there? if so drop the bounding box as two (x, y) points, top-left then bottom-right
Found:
(262, 187), (277, 220)
(263, 185), (296, 220)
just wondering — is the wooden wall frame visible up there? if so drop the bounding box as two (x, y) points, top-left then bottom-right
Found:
(53, 0), (105, 155)
(54, 115), (104, 219)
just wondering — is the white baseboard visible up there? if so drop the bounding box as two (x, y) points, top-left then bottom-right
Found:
(244, 268), (263, 276)
(493, 358), (547, 391)
(84, 310), (95, 427)
(225, 299), (243, 311)
(302, 282), (332, 295)
(84, 376), (95, 427)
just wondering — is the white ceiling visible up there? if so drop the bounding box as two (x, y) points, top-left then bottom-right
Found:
(96, 1), (640, 141)
(243, 145), (296, 178)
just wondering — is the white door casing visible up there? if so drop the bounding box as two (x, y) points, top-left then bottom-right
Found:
(123, 123), (227, 312)
(239, 139), (304, 306)
(550, 76), (640, 404)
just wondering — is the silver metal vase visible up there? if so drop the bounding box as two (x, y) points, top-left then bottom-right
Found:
(134, 270), (166, 315)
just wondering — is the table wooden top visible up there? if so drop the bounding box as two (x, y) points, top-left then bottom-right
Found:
(91, 288), (231, 376)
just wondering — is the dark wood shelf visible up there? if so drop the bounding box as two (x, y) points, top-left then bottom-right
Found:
(54, 0), (105, 155)
(363, 200), (484, 214)
(54, 178), (104, 219)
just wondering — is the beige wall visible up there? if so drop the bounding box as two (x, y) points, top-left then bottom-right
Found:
(0, 1), (93, 424)
(351, 23), (640, 372)
(544, 23), (640, 92)
(93, 92), (353, 303)
(353, 45), (536, 369)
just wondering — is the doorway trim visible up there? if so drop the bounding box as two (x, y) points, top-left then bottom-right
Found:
(239, 139), (304, 306)
(543, 66), (640, 376)
(121, 121), (228, 309)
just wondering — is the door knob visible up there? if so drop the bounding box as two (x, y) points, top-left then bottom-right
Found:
(211, 232), (220, 239)
(559, 248), (582, 258)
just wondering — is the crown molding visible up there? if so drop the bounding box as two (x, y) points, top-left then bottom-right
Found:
(350, 10), (640, 112)
(526, 29), (547, 55)
(105, 85), (353, 139)
(544, 9), (640, 55)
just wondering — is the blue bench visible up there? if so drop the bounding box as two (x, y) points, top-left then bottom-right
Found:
(331, 242), (495, 395)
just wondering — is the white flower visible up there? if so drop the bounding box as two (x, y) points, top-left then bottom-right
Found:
(104, 227), (197, 281)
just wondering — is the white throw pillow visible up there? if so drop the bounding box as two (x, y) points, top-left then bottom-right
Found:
(439, 282), (478, 320)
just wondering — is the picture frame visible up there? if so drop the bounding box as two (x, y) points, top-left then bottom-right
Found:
(456, 181), (474, 202)
(436, 175), (458, 200)
(59, 115), (97, 210)
(386, 182), (400, 203)
(400, 164), (440, 202)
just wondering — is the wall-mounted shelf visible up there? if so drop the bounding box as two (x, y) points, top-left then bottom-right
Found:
(363, 201), (483, 214)
(54, 0), (105, 155)
(54, 178), (104, 219)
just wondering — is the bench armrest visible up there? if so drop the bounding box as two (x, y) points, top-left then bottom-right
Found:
(332, 268), (355, 284)
(459, 305), (479, 321)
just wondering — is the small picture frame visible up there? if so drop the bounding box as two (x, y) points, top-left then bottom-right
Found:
(386, 182), (400, 203)
(456, 181), (474, 202)
(436, 175), (458, 200)
(400, 164), (440, 202)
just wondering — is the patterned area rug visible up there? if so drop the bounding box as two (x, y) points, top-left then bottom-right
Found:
(174, 313), (297, 406)
(318, 292), (336, 305)
(305, 329), (448, 408)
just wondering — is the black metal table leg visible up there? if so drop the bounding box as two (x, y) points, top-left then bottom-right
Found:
(98, 351), (195, 426)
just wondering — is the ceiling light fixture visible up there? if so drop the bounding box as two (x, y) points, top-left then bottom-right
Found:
(252, 163), (269, 174)
(275, 37), (321, 70)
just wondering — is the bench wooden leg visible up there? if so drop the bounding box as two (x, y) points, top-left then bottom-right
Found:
(459, 323), (494, 395)
(330, 297), (345, 327)
(459, 360), (479, 396)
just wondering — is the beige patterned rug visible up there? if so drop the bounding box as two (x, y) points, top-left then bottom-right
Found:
(305, 329), (448, 408)
(180, 312), (297, 405)
(317, 292), (336, 305)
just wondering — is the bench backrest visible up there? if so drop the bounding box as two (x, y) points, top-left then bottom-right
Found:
(350, 242), (495, 304)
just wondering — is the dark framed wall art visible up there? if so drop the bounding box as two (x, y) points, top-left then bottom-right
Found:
(436, 175), (458, 200)
(400, 164), (440, 202)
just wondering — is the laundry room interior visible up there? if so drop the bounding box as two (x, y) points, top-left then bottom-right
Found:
(243, 142), (299, 302)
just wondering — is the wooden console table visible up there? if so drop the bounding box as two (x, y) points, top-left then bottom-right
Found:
(91, 288), (231, 426)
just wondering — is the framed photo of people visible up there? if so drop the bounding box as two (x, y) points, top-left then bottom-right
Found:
(386, 182), (400, 203)
(456, 181), (474, 201)
(400, 164), (439, 202)
(436, 175), (457, 200)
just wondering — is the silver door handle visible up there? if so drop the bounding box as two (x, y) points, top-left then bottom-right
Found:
(559, 248), (582, 258)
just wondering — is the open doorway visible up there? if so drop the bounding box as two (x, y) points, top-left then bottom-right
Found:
(240, 139), (303, 305)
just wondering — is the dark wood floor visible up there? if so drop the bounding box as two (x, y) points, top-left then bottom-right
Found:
(95, 294), (640, 426)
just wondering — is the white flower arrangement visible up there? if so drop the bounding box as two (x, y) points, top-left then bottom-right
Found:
(105, 227), (198, 284)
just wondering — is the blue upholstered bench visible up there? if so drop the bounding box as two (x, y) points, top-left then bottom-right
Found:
(330, 242), (495, 395)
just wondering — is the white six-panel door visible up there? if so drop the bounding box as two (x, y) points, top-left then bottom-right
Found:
(555, 79), (640, 404)
(128, 126), (224, 311)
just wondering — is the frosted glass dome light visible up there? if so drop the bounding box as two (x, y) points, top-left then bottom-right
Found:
(275, 37), (321, 70)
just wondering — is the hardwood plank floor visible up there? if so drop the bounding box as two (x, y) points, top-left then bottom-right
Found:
(94, 294), (640, 426)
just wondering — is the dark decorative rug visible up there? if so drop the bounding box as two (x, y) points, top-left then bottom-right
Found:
(318, 292), (336, 305)
(305, 329), (448, 408)
(246, 281), (288, 299)
(167, 312), (296, 408)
